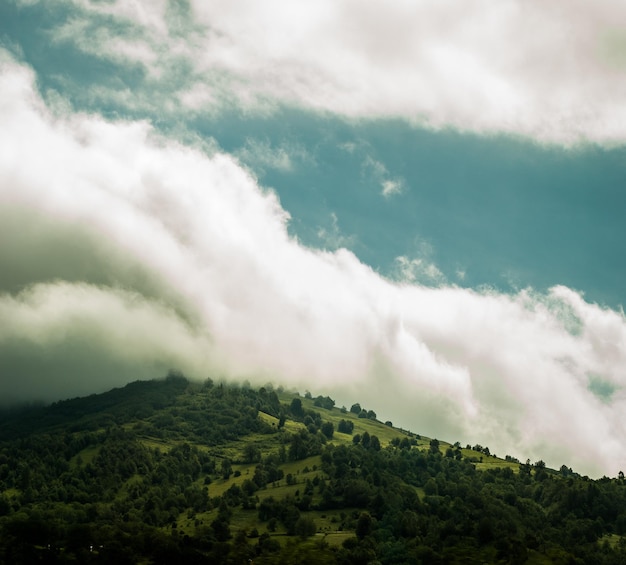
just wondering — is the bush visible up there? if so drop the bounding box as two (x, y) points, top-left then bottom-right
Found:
(338, 419), (354, 434)
(321, 422), (334, 439)
(294, 516), (316, 538)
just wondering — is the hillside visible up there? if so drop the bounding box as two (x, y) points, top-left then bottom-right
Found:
(0, 373), (625, 564)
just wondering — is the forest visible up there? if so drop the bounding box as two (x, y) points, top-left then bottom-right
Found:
(1, 372), (626, 564)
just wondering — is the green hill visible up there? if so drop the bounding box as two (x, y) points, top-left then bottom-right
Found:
(0, 373), (625, 564)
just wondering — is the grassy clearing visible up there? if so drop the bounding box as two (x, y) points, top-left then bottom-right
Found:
(203, 454), (324, 498)
(343, 416), (405, 447)
(257, 410), (306, 435)
(599, 533), (624, 549)
(525, 550), (563, 565)
(255, 481), (303, 502)
(459, 449), (521, 472)
(414, 486), (426, 501)
(279, 391), (414, 448)
(69, 445), (100, 467)
(282, 419), (306, 434)
(195, 507), (355, 541)
(138, 437), (176, 453)
(280, 455), (322, 476)
(2, 487), (20, 498)
(306, 509), (347, 533)
(226, 434), (283, 461)
(258, 411), (279, 426)
(175, 509), (213, 534)
(323, 531), (354, 547)
(204, 464), (256, 498)
(221, 508), (262, 535)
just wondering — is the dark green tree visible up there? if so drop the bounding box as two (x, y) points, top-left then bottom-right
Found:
(356, 511), (373, 539)
(321, 422), (334, 439)
(338, 419), (354, 434)
(294, 516), (316, 538)
(290, 398), (304, 418)
(221, 458), (232, 480)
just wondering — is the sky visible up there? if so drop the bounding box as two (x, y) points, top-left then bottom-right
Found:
(1, 0), (626, 477)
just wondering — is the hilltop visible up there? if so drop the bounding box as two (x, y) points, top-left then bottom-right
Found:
(0, 373), (625, 564)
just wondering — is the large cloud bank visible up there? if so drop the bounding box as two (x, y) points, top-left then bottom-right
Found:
(39, 0), (626, 144)
(2, 54), (626, 476)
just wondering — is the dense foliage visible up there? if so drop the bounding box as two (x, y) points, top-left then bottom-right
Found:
(1, 375), (626, 563)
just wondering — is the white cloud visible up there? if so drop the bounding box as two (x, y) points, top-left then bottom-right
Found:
(394, 256), (446, 286)
(316, 212), (356, 251)
(362, 156), (405, 198)
(73, 0), (170, 37)
(381, 179), (404, 198)
(43, 0), (626, 145)
(338, 141), (357, 154)
(52, 16), (159, 70)
(2, 54), (626, 476)
(393, 239), (445, 285)
(235, 138), (311, 174)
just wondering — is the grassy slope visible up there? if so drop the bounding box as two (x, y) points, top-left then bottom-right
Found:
(95, 389), (525, 542)
(2, 380), (558, 559)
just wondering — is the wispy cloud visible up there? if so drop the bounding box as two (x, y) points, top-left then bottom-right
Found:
(2, 55), (626, 476)
(51, 16), (159, 70)
(392, 239), (446, 286)
(363, 156), (405, 198)
(316, 212), (356, 251)
(235, 138), (311, 174)
(394, 256), (446, 286)
(381, 179), (404, 198)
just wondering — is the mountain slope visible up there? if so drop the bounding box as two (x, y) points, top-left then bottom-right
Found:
(0, 374), (625, 564)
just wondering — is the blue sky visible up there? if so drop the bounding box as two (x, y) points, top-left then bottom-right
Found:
(1, 0), (626, 476)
